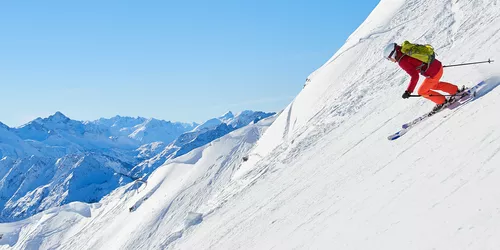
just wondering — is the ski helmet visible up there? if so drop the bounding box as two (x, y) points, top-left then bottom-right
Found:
(383, 43), (397, 61)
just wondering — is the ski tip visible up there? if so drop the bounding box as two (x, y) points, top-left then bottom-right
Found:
(388, 134), (401, 140)
(388, 129), (409, 141)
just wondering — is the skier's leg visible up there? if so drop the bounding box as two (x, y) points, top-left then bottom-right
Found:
(430, 67), (459, 95)
(420, 89), (446, 104)
(435, 81), (459, 95)
(418, 74), (446, 104)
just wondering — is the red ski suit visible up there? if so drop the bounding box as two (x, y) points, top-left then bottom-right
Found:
(395, 46), (458, 104)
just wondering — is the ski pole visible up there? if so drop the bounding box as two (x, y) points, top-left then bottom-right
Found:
(409, 89), (472, 97)
(409, 94), (456, 97)
(443, 59), (494, 68)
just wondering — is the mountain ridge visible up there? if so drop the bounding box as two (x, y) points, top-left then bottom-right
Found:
(0, 110), (275, 221)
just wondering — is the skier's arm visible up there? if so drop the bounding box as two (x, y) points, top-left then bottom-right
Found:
(399, 60), (419, 93)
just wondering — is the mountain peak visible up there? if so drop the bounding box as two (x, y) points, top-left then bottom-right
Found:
(143, 118), (170, 127)
(93, 116), (147, 129)
(30, 112), (71, 126)
(111, 115), (146, 121)
(47, 111), (70, 122)
(236, 110), (254, 116)
(219, 111), (235, 121)
(0, 121), (9, 130)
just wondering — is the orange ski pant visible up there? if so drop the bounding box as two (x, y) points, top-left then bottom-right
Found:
(417, 66), (458, 104)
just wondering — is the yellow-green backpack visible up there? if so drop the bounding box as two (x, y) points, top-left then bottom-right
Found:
(401, 41), (435, 64)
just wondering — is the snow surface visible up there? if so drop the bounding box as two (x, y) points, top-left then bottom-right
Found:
(0, 111), (266, 222)
(0, 116), (275, 249)
(2, 0), (500, 249)
(130, 111), (275, 176)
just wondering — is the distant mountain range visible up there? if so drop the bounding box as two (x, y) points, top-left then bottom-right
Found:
(131, 111), (275, 175)
(0, 110), (275, 221)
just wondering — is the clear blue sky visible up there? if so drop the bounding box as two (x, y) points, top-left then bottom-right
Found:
(0, 0), (379, 127)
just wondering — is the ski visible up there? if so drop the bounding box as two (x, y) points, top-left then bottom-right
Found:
(387, 105), (446, 140)
(387, 81), (485, 141)
(446, 81), (486, 110)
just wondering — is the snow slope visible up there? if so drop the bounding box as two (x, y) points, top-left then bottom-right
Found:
(130, 111), (275, 176)
(0, 113), (147, 222)
(171, 1), (500, 249)
(0, 154), (133, 222)
(0, 124), (40, 159)
(2, 0), (500, 249)
(0, 111), (271, 222)
(0, 116), (275, 249)
(0, 113), (196, 222)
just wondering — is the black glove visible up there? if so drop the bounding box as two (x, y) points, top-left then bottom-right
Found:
(402, 90), (411, 99)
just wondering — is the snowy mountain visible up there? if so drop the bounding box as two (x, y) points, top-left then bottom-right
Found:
(0, 113), (194, 222)
(131, 110), (275, 175)
(0, 153), (133, 221)
(2, 0), (500, 249)
(16, 112), (196, 151)
(0, 115), (277, 249)
(193, 111), (234, 132)
(89, 116), (197, 145)
(0, 111), (271, 222)
(12, 112), (198, 162)
(0, 123), (40, 159)
(126, 118), (195, 144)
(91, 115), (148, 134)
(135, 142), (166, 160)
(15, 112), (135, 156)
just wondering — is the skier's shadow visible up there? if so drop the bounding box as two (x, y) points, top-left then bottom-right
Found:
(474, 76), (500, 99)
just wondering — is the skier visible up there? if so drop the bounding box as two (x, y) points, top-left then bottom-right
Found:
(383, 42), (464, 111)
